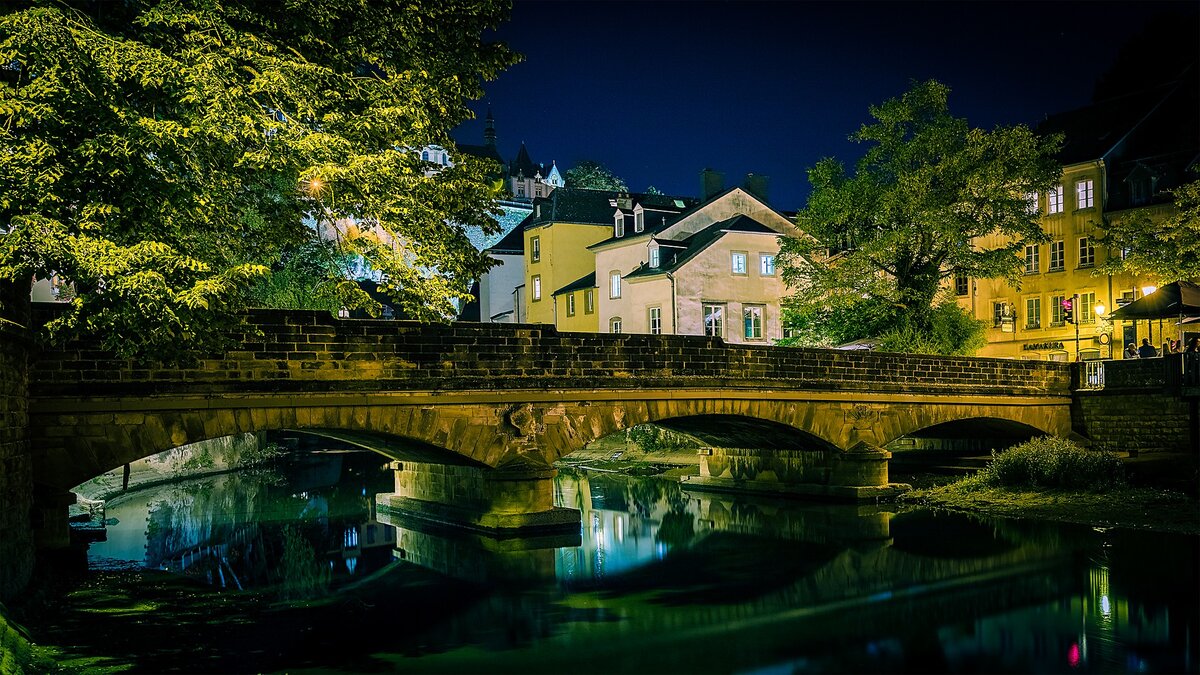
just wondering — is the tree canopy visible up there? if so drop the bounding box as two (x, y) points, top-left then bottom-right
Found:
(0, 0), (518, 360)
(1094, 179), (1200, 282)
(563, 160), (628, 191)
(778, 80), (1061, 352)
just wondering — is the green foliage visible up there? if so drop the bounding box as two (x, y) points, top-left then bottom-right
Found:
(777, 296), (898, 348)
(247, 241), (373, 314)
(975, 437), (1125, 491)
(0, 0), (519, 361)
(563, 160), (628, 191)
(627, 424), (694, 454)
(276, 526), (329, 601)
(1093, 179), (1200, 282)
(779, 80), (1062, 341)
(875, 299), (988, 356)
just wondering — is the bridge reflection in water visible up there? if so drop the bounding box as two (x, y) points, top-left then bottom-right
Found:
(87, 450), (1195, 673)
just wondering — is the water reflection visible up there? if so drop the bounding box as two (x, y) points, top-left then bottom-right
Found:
(85, 451), (1197, 673)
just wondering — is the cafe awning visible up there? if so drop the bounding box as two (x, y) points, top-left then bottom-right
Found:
(1108, 281), (1200, 320)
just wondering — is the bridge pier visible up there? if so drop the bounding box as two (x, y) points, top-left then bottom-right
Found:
(682, 442), (910, 501)
(375, 460), (580, 536)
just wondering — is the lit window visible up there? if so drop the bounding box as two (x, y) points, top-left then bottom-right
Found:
(1051, 294), (1065, 325)
(743, 305), (763, 339)
(531, 275), (541, 301)
(1078, 237), (1095, 267)
(610, 317), (622, 334)
(1080, 292), (1096, 324)
(531, 236), (540, 263)
(1025, 297), (1041, 329)
(649, 307), (662, 335)
(1025, 192), (1038, 215)
(954, 273), (969, 296)
(1049, 240), (1065, 271)
(649, 247), (660, 268)
(566, 293), (576, 316)
(703, 303), (724, 337)
(634, 211), (644, 233)
(584, 289), (594, 314)
(614, 214), (625, 238)
(1076, 179), (1094, 209)
(1047, 186), (1063, 214)
(731, 252), (747, 275)
(760, 254), (776, 276)
(1024, 244), (1039, 274)
(610, 271), (621, 299)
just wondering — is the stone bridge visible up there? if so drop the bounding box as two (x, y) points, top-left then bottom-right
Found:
(18, 308), (1074, 533)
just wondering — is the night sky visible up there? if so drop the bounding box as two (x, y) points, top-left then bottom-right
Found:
(452, 1), (1199, 212)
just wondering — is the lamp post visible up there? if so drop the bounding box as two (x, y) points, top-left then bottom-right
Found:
(1095, 303), (1109, 359)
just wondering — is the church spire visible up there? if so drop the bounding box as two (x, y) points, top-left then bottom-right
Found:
(484, 104), (496, 148)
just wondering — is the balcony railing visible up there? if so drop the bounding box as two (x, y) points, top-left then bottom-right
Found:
(1080, 361), (1105, 390)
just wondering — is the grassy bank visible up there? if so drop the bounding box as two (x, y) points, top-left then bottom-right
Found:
(898, 437), (1199, 535)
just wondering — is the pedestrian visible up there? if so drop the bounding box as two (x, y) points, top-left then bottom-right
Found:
(1138, 337), (1158, 358)
(1125, 342), (1139, 359)
(1186, 338), (1200, 353)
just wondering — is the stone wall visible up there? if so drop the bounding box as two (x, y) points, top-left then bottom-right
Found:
(0, 283), (33, 601)
(1072, 357), (1197, 454)
(29, 307), (1072, 398)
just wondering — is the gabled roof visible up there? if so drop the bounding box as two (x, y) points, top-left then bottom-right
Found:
(625, 215), (779, 280)
(1036, 79), (1188, 165)
(509, 142), (542, 178)
(552, 271), (597, 296)
(588, 210), (685, 249)
(528, 188), (696, 227)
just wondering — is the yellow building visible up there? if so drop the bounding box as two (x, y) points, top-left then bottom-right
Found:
(523, 188), (696, 329)
(961, 78), (1196, 360)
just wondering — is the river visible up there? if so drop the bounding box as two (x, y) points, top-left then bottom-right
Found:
(23, 449), (1200, 673)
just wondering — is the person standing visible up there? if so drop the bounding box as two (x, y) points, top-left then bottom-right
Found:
(1138, 338), (1158, 358)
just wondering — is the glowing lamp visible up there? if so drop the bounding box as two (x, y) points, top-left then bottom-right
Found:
(1095, 303), (1105, 317)
(1142, 285), (1158, 296)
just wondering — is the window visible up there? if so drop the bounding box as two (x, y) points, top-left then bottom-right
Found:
(1025, 297), (1041, 329)
(1075, 179), (1094, 209)
(1051, 294), (1065, 326)
(1024, 244), (1040, 274)
(515, 183), (525, 197)
(531, 275), (541, 301)
(609, 271), (621, 299)
(703, 303), (724, 337)
(1047, 186), (1063, 214)
(649, 307), (662, 335)
(1049, 240), (1065, 271)
(760, 254), (776, 276)
(743, 305), (764, 339)
(992, 301), (1009, 328)
(954, 273), (969, 296)
(649, 247), (660, 268)
(1078, 237), (1095, 267)
(614, 214), (625, 238)
(731, 252), (747, 275)
(421, 150), (429, 161)
(1025, 192), (1039, 215)
(531, 236), (540, 263)
(1080, 292), (1096, 324)
(634, 211), (644, 233)
(566, 293), (576, 317)
(584, 289), (594, 314)
(610, 317), (622, 334)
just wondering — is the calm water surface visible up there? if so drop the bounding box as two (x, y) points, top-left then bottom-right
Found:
(70, 450), (1199, 673)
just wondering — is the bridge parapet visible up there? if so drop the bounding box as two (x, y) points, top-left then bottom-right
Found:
(29, 307), (1072, 398)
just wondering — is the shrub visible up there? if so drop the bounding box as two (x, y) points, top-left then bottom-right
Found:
(976, 436), (1125, 491)
(627, 424), (694, 454)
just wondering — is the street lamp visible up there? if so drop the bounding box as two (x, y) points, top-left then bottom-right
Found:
(1095, 303), (1110, 359)
(1142, 285), (1158, 297)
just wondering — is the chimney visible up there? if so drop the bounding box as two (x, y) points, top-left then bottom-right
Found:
(700, 168), (724, 200)
(743, 173), (769, 203)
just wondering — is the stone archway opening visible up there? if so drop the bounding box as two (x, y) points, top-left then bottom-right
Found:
(886, 417), (1045, 475)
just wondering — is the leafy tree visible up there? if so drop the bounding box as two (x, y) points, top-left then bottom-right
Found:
(0, 0), (518, 361)
(563, 160), (628, 191)
(644, 185), (663, 195)
(779, 80), (1061, 349)
(1093, 179), (1200, 282)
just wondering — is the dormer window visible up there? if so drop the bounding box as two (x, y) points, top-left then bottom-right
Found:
(634, 210), (644, 233)
(614, 214), (625, 238)
(649, 246), (660, 268)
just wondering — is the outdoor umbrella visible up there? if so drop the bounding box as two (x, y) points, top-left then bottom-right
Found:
(1108, 281), (1200, 321)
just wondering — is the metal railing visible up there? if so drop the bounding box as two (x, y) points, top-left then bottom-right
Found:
(1080, 360), (1105, 390)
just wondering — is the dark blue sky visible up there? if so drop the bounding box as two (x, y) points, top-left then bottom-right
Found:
(452, 1), (1198, 212)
